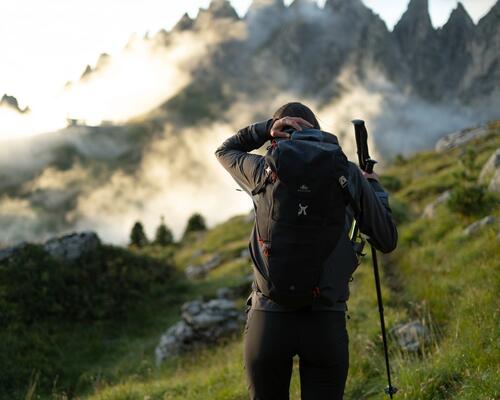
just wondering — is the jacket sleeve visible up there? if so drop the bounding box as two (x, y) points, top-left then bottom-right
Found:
(214, 120), (273, 194)
(348, 162), (398, 253)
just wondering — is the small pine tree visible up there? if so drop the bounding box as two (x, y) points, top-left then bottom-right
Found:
(447, 147), (490, 216)
(183, 213), (207, 238)
(154, 216), (174, 246)
(129, 221), (149, 247)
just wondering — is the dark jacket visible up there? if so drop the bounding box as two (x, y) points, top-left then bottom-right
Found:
(215, 120), (398, 311)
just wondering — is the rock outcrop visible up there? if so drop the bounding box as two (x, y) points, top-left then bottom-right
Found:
(43, 231), (101, 262)
(422, 191), (451, 219)
(463, 215), (496, 236)
(391, 320), (430, 352)
(185, 253), (222, 279)
(479, 148), (500, 183)
(435, 125), (490, 152)
(0, 231), (100, 263)
(0, 94), (30, 113)
(155, 297), (244, 366)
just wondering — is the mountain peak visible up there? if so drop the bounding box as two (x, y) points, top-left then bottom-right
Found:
(173, 12), (194, 31)
(444, 2), (474, 30)
(324, 0), (366, 13)
(393, 0), (434, 43)
(1, 94), (30, 114)
(205, 0), (239, 20)
(248, 0), (284, 11)
(398, 0), (432, 26)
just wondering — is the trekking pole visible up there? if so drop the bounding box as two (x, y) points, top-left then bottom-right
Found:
(351, 119), (398, 398)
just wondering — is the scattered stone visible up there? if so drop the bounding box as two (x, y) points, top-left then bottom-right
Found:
(435, 125), (489, 152)
(422, 191), (451, 219)
(463, 215), (496, 236)
(391, 320), (430, 352)
(155, 298), (244, 366)
(185, 253), (221, 279)
(479, 148), (500, 183)
(488, 169), (500, 193)
(43, 231), (100, 262)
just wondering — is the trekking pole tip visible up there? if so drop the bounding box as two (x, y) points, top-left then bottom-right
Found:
(384, 386), (398, 397)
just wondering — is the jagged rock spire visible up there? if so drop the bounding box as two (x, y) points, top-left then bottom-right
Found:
(324, 0), (367, 13)
(173, 12), (194, 31)
(445, 2), (474, 29)
(394, 0), (434, 45)
(247, 0), (284, 11)
(205, 0), (239, 20)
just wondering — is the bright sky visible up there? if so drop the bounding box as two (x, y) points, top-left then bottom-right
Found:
(0, 0), (496, 108)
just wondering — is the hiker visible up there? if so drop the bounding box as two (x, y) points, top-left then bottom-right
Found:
(215, 102), (397, 400)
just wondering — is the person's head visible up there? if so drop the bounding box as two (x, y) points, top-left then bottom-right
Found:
(272, 102), (321, 130)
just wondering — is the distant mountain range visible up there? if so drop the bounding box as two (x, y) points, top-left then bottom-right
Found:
(1, 0), (499, 247)
(75, 0), (500, 126)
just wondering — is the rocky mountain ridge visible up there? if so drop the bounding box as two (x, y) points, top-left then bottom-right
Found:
(74, 0), (500, 125)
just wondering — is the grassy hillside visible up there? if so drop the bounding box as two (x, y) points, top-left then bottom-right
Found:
(5, 123), (500, 400)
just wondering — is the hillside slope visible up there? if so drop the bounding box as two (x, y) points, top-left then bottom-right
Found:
(5, 122), (499, 400)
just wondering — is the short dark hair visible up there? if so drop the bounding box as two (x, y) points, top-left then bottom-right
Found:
(272, 102), (321, 130)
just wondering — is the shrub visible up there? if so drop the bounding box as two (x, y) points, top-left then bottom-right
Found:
(447, 147), (492, 216)
(0, 244), (171, 325)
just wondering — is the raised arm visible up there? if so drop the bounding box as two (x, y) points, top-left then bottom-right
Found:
(214, 120), (272, 194)
(215, 117), (313, 194)
(348, 163), (398, 253)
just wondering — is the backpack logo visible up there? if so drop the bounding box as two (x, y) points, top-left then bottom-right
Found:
(339, 175), (348, 188)
(298, 184), (311, 193)
(298, 203), (308, 216)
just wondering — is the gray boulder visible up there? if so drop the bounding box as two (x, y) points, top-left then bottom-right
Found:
(435, 125), (490, 152)
(479, 148), (500, 183)
(422, 191), (451, 219)
(489, 170), (500, 193)
(155, 298), (244, 365)
(391, 320), (430, 352)
(185, 253), (221, 279)
(463, 215), (496, 237)
(43, 231), (100, 262)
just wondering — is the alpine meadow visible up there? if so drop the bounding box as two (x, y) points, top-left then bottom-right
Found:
(0, 0), (499, 399)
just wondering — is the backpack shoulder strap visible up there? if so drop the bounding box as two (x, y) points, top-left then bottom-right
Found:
(337, 175), (361, 218)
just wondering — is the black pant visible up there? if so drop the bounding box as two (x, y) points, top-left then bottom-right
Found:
(244, 309), (349, 400)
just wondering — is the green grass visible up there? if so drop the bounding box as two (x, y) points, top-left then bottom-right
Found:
(10, 123), (500, 399)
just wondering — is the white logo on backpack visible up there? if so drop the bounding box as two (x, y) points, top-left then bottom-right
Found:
(298, 203), (308, 216)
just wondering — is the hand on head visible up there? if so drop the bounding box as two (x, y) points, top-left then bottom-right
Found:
(270, 117), (313, 139)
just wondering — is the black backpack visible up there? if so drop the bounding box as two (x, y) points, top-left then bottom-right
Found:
(251, 128), (351, 307)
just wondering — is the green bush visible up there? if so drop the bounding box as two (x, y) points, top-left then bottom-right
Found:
(447, 147), (492, 216)
(0, 244), (171, 325)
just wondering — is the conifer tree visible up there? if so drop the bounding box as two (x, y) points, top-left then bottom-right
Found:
(154, 216), (174, 246)
(183, 213), (207, 238)
(129, 221), (149, 247)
